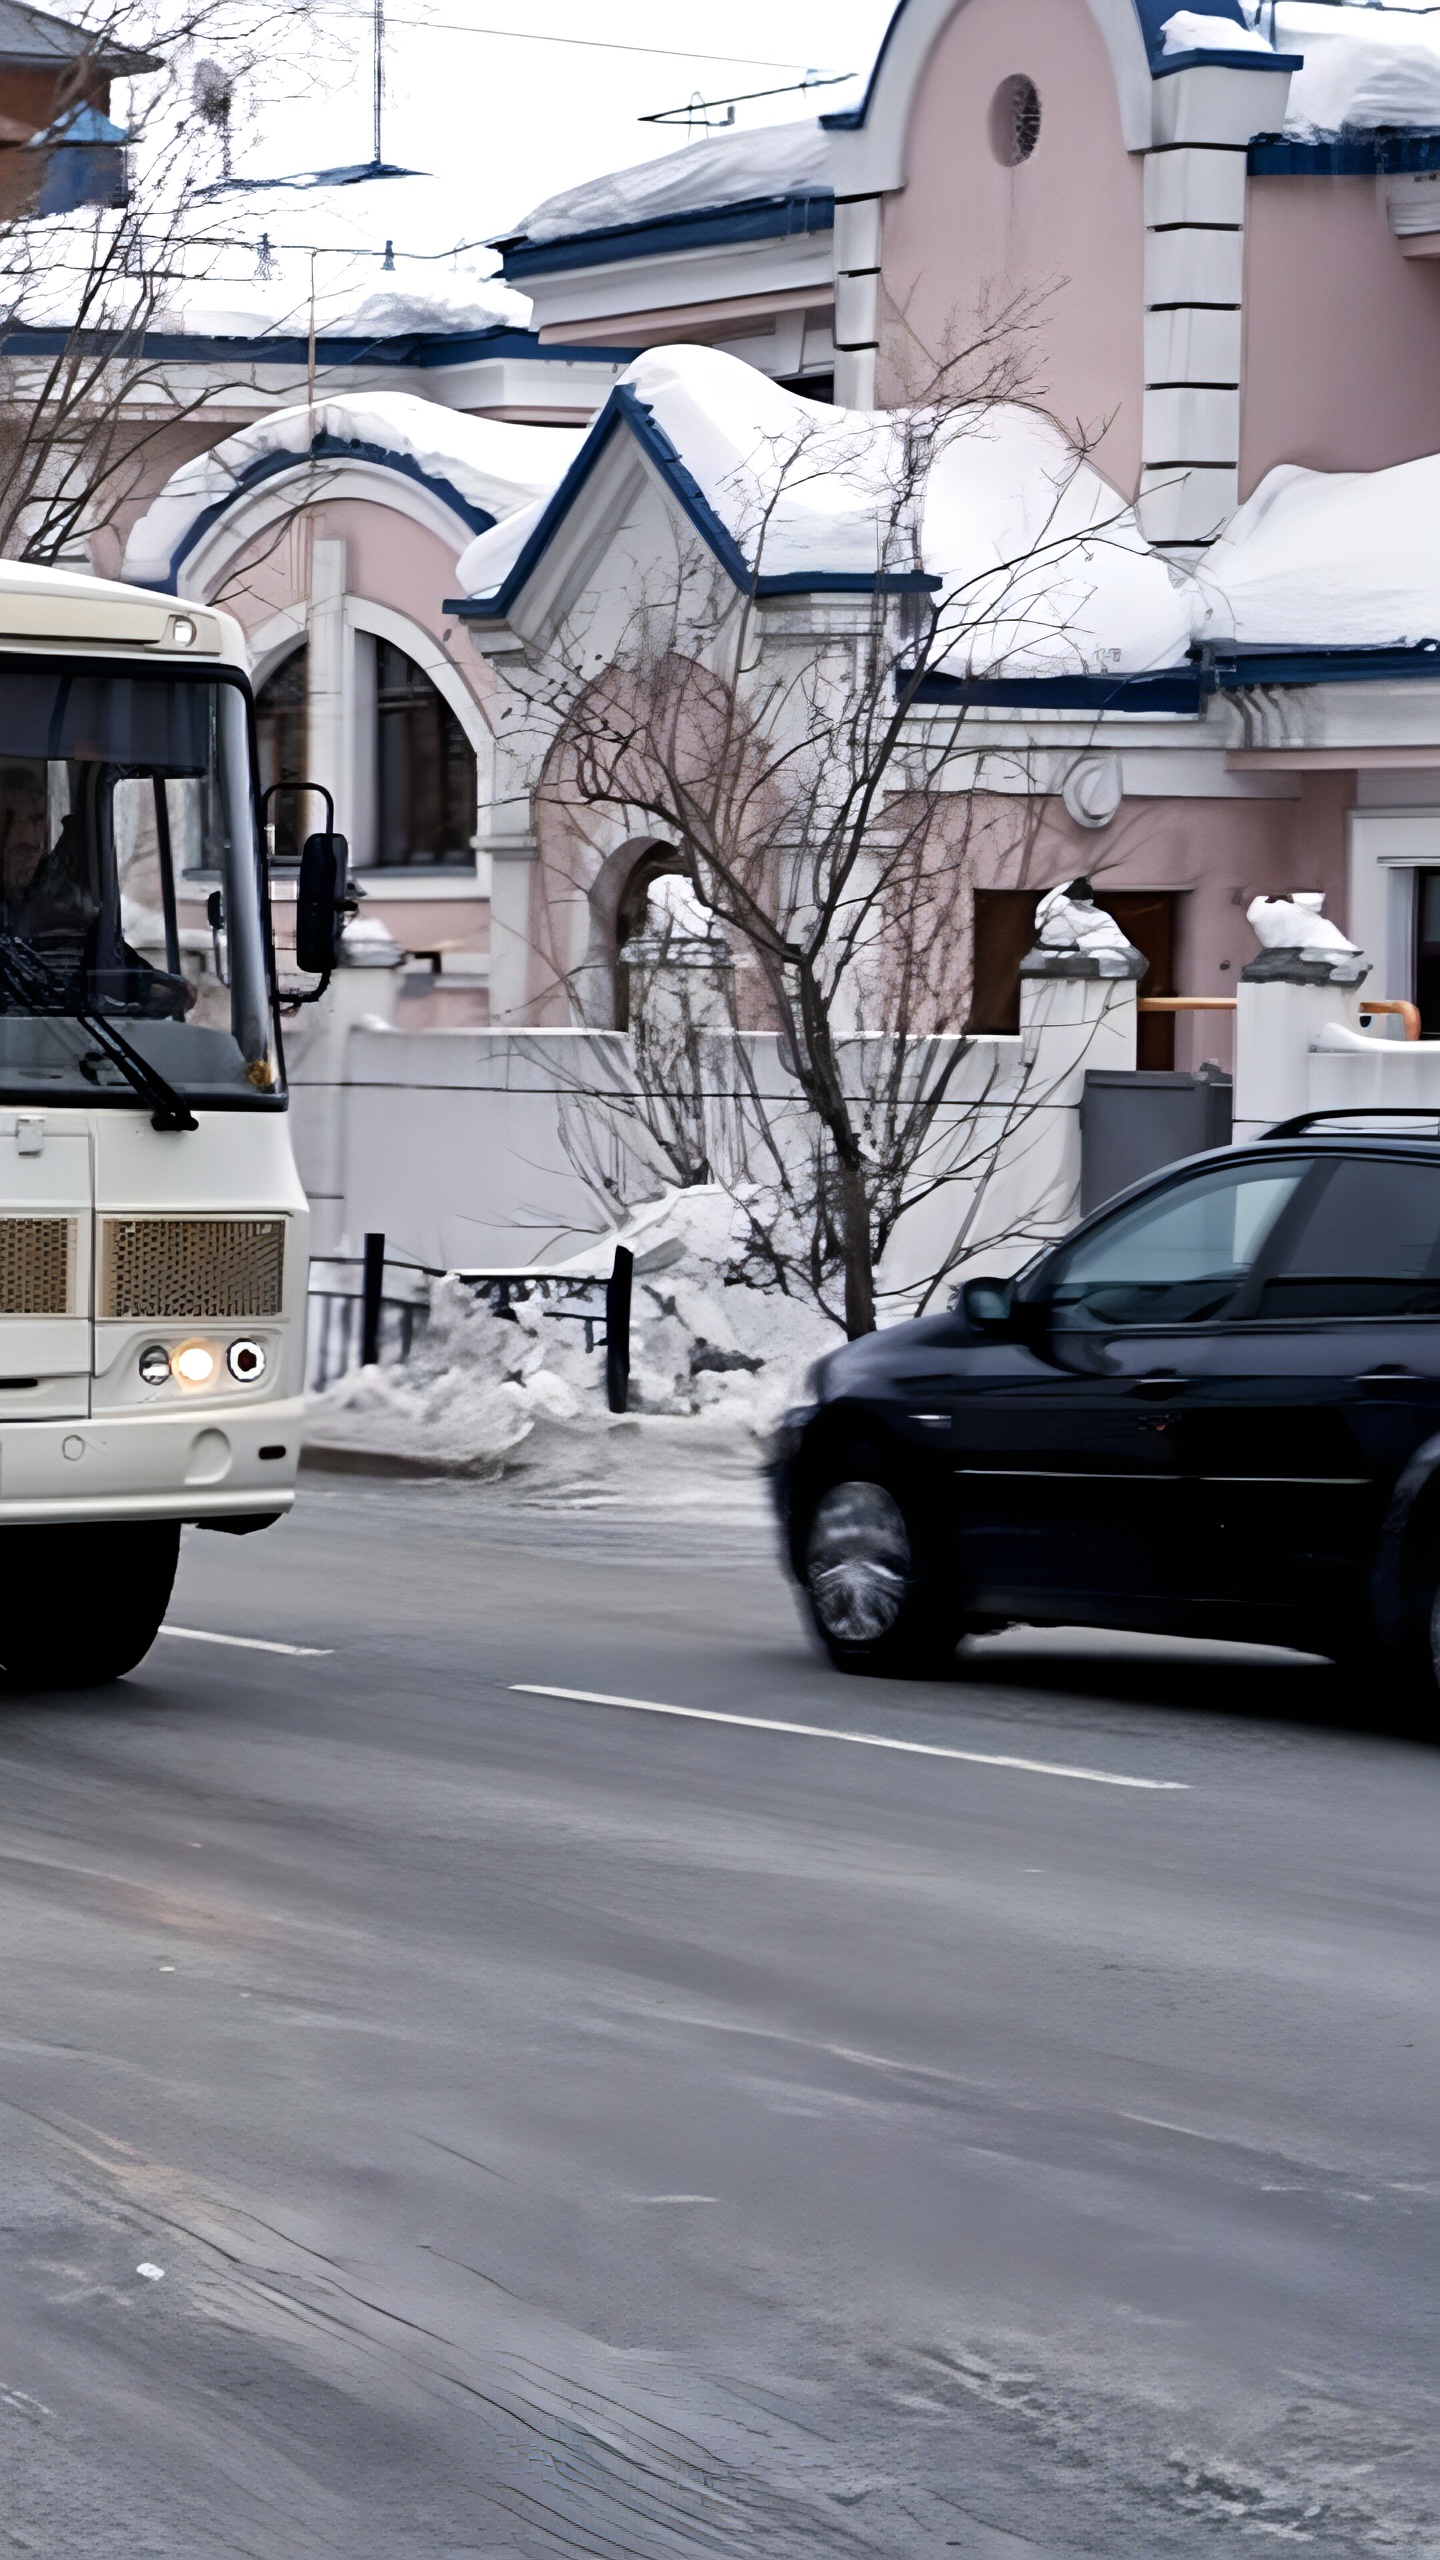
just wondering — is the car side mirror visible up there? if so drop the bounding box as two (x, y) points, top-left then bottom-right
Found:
(295, 829), (351, 977)
(962, 1275), (1017, 1333)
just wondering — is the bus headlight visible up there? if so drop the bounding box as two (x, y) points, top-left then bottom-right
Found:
(172, 1340), (218, 1387)
(138, 1344), (170, 1386)
(227, 1339), (266, 1382)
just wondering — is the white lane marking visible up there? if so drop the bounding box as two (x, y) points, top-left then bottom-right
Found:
(160, 1627), (333, 1658)
(1119, 2110), (1235, 2145)
(509, 1685), (1188, 1791)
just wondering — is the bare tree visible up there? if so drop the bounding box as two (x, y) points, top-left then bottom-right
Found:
(501, 355), (1154, 1337)
(0, 0), (337, 565)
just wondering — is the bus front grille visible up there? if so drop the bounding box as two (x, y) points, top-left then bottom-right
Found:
(0, 1217), (72, 1315)
(101, 1218), (285, 1320)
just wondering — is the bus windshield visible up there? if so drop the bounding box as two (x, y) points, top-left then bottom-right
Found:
(0, 663), (279, 1107)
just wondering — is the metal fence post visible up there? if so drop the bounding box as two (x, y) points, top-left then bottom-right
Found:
(605, 1245), (633, 1414)
(361, 1231), (385, 1368)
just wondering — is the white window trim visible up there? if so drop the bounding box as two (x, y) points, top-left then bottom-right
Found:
(345, 595), (494, 894)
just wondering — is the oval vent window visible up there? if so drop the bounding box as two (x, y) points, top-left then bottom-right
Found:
(990, 74), (1041, 167)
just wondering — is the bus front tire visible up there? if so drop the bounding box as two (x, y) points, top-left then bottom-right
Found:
(0, 1521), (182, 1689)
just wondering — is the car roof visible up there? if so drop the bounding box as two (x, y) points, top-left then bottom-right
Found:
(1253, 1107), (1440, 1149)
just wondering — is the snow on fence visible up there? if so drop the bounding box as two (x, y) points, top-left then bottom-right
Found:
(305, 1256), (620, 1393)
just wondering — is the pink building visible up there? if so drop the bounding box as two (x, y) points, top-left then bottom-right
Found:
(101, 4), (1440, 1070)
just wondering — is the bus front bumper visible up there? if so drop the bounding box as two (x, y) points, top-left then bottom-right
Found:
(0, 1396), (306, 1524)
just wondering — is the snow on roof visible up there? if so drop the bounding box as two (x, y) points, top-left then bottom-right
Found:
(0, 173), (534, 340)
(1153, 6), (1440, 133)
(1272, 1), (1440, 135)
(123, 393), (584, 588)
(164, 173), (530, 340)
(502, 120), (834, 251)
(456, 344), (1199, 677)
(1195, 452), (1440, 648)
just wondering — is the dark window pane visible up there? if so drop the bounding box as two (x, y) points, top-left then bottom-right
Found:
(967, 885), (1176, 1065)
(1046, 1159), (1307, 1328)
(255, 646), (308, 864)
(969, 890), (1036, 1033)
(1256, 1157), (1440, 1318)
(373, 638), (476, 869)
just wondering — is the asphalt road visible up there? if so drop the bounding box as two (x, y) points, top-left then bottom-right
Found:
(0, 1472), (1437, 2560)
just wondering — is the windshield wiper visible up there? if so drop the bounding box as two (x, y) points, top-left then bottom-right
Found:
(0, 933), (198, 1132)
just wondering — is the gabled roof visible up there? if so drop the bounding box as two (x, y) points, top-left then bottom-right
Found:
(447, 344), (1199, 681)
(123, 393), (585, 591)
(29, 102), (126, 146)
(0, 0), (158, 75)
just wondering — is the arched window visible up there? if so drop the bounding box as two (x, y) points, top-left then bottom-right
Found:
(613, 846), (685, 1029)
(255, 644), (308, 863)
(374, 637), (476, 869)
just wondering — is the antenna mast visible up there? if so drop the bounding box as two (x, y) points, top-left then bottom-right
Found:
(372, 0), (384, 166)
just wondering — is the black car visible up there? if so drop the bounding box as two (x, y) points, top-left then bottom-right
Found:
(774, 1112), (1440, 1697)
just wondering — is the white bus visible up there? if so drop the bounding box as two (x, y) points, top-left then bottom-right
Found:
(0, 560), (345, 1686)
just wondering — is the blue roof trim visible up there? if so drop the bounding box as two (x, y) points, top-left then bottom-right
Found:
(1153, 48), (1301, 77)
(499, 191), (833, 282)
(821, 0), (1295, 124)
(909, 645), (1440, 712)
(909, 667), (1208, 715)
(0, 321), (630, 370)
(819, 0), (915, 129)
(1249, 129), (1440, 177)
(1209, 641), (1440, 687)
(133, 434), (500, 596)
(443, 382), (938, 622)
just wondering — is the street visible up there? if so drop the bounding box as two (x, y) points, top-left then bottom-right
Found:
(0, 1471), (1437, 2560)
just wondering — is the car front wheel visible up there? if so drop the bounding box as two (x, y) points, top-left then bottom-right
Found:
(803, 1475), (960, 1677)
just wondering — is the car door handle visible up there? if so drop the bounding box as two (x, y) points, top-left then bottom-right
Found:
(1354, 1367), (1421, 1384)
(1132, 1371), (1184, 1399)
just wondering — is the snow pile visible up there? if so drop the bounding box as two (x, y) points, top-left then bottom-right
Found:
(457, 344), (1200, 675)
(303, 1188), (842, 1513)
(505, 122), (833, 249)
(1194, 452), (1440, 649)
(1161, 13), (1273, 58)
(124, 393), (585, 586)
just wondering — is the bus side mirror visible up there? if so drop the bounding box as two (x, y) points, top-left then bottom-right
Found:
(295, 830), (350, 976)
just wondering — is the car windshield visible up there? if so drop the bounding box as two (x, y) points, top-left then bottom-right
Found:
(0, 664), (278, 1105)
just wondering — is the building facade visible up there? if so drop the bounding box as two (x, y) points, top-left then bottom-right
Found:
(58, 0), (1440, 1080)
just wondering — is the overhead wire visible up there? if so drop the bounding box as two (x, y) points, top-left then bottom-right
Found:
(307, 10), (844, 72)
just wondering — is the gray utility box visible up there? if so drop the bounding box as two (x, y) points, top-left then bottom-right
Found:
(1080, 1069), (1233, 1216)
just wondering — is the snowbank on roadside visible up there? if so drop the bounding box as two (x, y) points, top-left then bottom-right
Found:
(302, 1190), (842, 1513)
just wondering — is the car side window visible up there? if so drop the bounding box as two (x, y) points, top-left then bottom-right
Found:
(1043, 1160), (1309, 1329)
(1253, 1156), (1440, 1320)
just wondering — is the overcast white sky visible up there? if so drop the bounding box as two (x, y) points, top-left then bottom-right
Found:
(244, 0), (896, 248)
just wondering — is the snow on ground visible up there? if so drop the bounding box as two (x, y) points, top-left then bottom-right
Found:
(302, 1190), (843, 1516)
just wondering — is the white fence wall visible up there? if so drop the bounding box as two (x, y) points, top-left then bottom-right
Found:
(286, 967), (1140, 1285)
